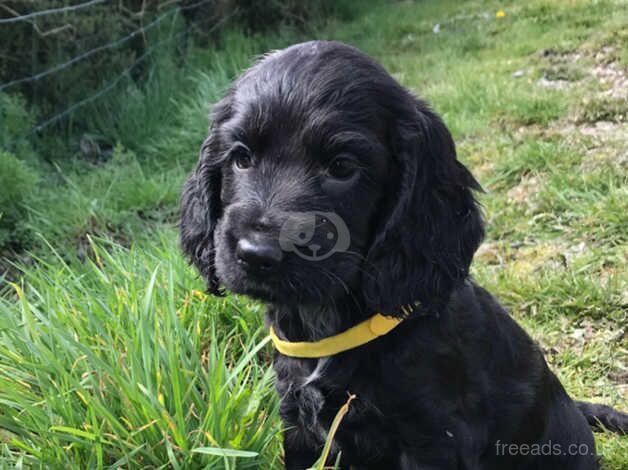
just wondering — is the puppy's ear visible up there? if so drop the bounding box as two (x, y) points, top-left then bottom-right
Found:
(363, 100), (484, 315)
(180, 98), (231, 295)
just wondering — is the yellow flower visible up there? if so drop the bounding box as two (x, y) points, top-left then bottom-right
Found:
(496, 10), (506, 18)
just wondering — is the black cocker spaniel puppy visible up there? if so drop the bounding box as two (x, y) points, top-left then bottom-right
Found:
(180, 41), (627, 469)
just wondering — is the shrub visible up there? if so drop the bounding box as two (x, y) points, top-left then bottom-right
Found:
(0, 151), (37, 249)
(0, 93), (36, 164)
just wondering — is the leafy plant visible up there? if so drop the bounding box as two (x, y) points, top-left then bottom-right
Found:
(0, 151), (37, 249)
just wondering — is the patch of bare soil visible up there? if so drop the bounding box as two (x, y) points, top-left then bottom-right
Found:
(507, 174), (542, 212)
(475, 239), (591, 273)
(524, 46), (628, 171)
(591, 46), (628, 98)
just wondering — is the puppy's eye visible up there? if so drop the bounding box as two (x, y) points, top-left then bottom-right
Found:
(231, 146), (253, 170)
(327, 156), (357, 180)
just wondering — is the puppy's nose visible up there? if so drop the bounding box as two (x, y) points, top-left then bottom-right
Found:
(236, 237), (283, 272)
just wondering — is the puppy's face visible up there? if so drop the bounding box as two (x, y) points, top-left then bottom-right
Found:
(212, 59), (390, 304)
(181, 41), (484, 314)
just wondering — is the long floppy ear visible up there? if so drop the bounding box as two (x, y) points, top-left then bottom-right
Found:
(363, 99), (484, 315)
(180, 97), (232, 295)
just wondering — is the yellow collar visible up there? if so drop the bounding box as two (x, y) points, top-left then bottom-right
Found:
(269, 313), (405, 358)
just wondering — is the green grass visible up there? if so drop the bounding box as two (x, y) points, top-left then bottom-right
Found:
(1, 0), (627, 468)
(1, 236), (279, 468)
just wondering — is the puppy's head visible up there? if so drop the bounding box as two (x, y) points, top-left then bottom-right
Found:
(180, 41), (483, 314)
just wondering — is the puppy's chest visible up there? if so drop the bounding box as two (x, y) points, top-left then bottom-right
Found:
(276, 357), (389, 449)
(278, 358), (336, 437)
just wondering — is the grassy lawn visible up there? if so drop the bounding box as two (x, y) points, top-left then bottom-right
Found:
(1, 0), (626, 468)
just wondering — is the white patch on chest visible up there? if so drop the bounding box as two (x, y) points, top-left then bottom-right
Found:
(302, 357), (329, 387)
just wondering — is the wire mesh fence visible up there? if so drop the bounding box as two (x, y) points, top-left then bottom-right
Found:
(1, 0), (345, 144)
(0, 0), (237, 135)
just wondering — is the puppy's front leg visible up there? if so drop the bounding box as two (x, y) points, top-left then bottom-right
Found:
(399, 450), (458, 470)
(283, 429), (323, 470)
